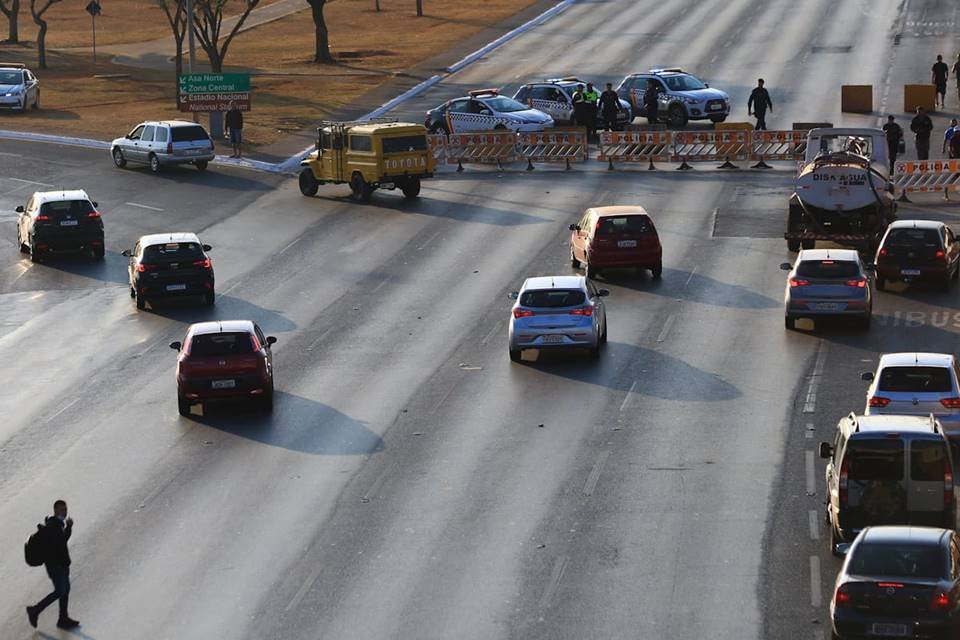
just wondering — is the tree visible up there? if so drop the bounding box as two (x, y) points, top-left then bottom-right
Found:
(191, 0), (260, 73)
(0, 0), (20, 44)
(416, 0), (422, 17)
(305, 0), (332, 63)
(29, 0), (62, 69)
(157, 0), (187, 86)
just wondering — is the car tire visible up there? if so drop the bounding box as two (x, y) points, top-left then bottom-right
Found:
(129, 286), (136, 299)
(668, 104), (688, 128)
(509, 348), (522, 363)
(429, 122), (449, 135)
(29, 241), (41, 263)
(830, 523), (843, 557)
(801, 239), (816, 250)
(177, 396), (192, 417)
(600, 321), (608, 344)
(257, 390), (274, 412)
(92, 246), (105, 261)
(858, 314), (871, 331)
(652, 263), (663, 279)
(570, 250), (580, 269)
(875, 276), (886, 291)
(588, 344), (601, 360)
(33, 91), (39, 110)
(401, 178), (421, 199)
(941, 275), (951, 292)
(203, 291), (215, 306)
(299, 169), (319, 197)
(350, 173), (372, 202)
(148, 154), (161, 173)
(787, 239), (801, 252)
(195, 160), (208, 171)
(135, 291), (146, 310)
(585, 262), (599, 280)
(494, 124), (508, 131)
(785, 316), (795, 330)
(112, 148), (127, 168)
(17, 229), (28, 253)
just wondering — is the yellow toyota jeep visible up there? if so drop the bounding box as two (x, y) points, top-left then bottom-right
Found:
(298, 120), (434, 201)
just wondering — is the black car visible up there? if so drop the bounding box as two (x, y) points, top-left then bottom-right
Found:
(16, 190), (104, 262)
(831, 526), (960, 640)
(122, 232), (214, 310)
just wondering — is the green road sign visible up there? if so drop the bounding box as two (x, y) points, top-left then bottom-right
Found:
(178, 73), (251, 94)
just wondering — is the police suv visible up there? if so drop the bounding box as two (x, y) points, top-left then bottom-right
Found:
(616, 68), (730, 128)
(424, 89), (553, 134)
(512, 77), (632, 129)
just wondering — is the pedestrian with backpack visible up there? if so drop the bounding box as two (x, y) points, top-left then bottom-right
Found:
(26, 500), (79, 630)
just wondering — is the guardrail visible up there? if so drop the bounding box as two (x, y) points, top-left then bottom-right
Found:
(893, 160), (960, 201)
(597, 131), (673, 170)
(516, 129), (588, 170)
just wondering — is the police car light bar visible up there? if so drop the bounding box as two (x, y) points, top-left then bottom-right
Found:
(0, 62), (26, 68)
(649, 67), (683, 74)
(469, 88), (499, 97)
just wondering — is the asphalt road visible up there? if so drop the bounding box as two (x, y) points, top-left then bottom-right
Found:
(2, 1), (960, 639)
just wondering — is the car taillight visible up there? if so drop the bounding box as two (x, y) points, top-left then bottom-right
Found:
(35, 214), (49, 221)
(944, 457), (954, 508)
(935, 249), (946, 262)
(878, 247), (888, 257)
(868, 396), (890, 407)
(569, 306), (593, 316)
(877, 582), (904, 588)
(167, 142), (173, 154)
(86, 211), (100, 218)
(834, 584), (850, 608)
(136, 263), (156, 273)
(932, 592), (951, 611)
(940, 397), (960, 408)
(845, 279), (867, 288)
(513, 309), (535, 318)
(789, 278), (810, 287)
(192, 258), (212, 269)
(839, 456), (849, 505)
(250, 334), (262, 351)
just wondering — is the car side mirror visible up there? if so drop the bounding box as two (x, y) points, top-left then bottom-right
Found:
(569, 223), (579, 231)
(779, 262), (792, 271)
(861, 372), (875, 381)
(819, 442), (833, 459)
(508, 291), (519, 300)
(266, 336), (277, 345)
(15, 205), (23, 212)
(169, 341), (182, 351)
(597, 289), (610, 297)
(834, 542), (852, 557)
(121, 249), (132, 257)
(705, 83), (710, 88)
(202, 244), (212, 252)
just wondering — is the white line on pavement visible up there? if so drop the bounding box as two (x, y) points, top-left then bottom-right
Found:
(307, 327), (334, 352)
(619, 380), (640, 413)
(684, 266), (697, 288)
(810, 555), (822, 608)
(361, 462), (396, 504)
(540, 555), (569, 609)
(418, 230), (442, 251)
(806, 450), (816, 496)
(279, 237), (301, 255)
(285, 565), (323, 613)
(8, 177), (53, 186)
(656, 313), (676, 343)
(803, 341), (827, 413)
(809, 510), (820, 540)
(45, 398), (79, 424)
(123, 202), (164, 212)
(582, 451), (610, 496)
(480, 320), (502, 346)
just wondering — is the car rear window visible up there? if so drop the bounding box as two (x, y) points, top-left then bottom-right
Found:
(39, 200), (95, 218)
(878, 366), (953, 393)
(796, 260), (860, 278)
(848, 543), (945, 579)
(382, 135), (427, 153)
(189, 332), (254, 357)
(519, 289), (586, 308)
(143, 242), (204, 263)
(170, 125), (210, 142)
(886, 228), (941, 247)
(847, 439), (904, 481)
(911, 440), (948, 481)
(596, 215), (652, 236)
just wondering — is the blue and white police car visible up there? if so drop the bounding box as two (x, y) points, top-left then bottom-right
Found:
(425, 89), (554, 134)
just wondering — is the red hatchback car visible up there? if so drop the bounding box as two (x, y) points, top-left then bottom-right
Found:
(569, 206), (662, 279)
(874, 220), (960, 291)
(170, 320), (276, 415)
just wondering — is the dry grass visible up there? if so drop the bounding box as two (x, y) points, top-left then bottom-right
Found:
(0, 0), (543, 148)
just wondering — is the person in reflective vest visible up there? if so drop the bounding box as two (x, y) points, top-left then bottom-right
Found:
(571, 84), (586, 127)
(583, 83), (600, 139)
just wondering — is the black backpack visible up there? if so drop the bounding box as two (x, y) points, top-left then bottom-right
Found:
(24, 523), (47, 567)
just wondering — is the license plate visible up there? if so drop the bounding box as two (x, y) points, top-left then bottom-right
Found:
(618, 240), (637, 248)
(901, 268), (921, 276)
(165, 284), (187, 291)
(542, 335), (565, 344)
(186, 149), (201, 155)
(59, 220), (78, 226)
(211, 379), (235, 389)
(708, 104), (723, 111)
(870, 623), (908, 636)
(812, 302), (841, 311)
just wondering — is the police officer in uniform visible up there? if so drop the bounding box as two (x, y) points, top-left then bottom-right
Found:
(643, 80), (660, 125)
(598, 83), (621, 132)
(583, 82), (600, 139)
(910, 106), (934, 160)
(747, 79), (773, 131)
(882, 115), (903, 174)
(571, 84), (586, 128)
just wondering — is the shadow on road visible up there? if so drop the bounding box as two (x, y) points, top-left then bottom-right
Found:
(601, 267), (781, 309)
(147, 293), (297, 335)
(188, 391), (384, 455)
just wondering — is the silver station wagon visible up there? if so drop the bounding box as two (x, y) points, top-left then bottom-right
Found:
(111, 120), (215, 173)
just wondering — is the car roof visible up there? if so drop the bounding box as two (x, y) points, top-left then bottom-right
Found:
(33, 189), (91, 203)
(797, 249), (860, 261)
(138, 232), (202, 246)
(522, 275), (585, 291)
(860, 526), (950, 546)
(0, 66), (25, 72)
(887, 219), (944, 230)
(188, 320), (255, 336)
(849, 414), (939, 435)
(138, 120), (206, 128)
(588, 205), (650, 217)
(879, 352), (955, 368)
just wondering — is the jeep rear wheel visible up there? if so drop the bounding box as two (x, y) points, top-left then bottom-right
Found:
(401, 178), (421, 199)
(668, 104), (688, 128)
(299, 168), (319, 196)
(350, 173), (372, 202)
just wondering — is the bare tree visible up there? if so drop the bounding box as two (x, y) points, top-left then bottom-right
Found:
(416, 0), (422, 17)
(29, 0), (62, 69)
(157, 0), (187, 85)
(191, 0), (260, 73)
(0, 0), (20, 43)
(305, 0), (332, 63)
(374, 0), (379, 11)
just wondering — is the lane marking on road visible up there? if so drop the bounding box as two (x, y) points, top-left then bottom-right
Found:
(307, 327), (334, 352)
(802, 341), (827, 413)
(218, 280), (243, 298)
(683, 266), (697, 289)
(431, 380), (459, 414)
(810, 556), (822, 607)
(361, 462), (396, 504)
(709, 207), (718, 238)
(8, 177), (53, 186)
(582, 450), (610, 496)
(45, 398), (78, 424)
(656, 313), (676, 343)
(136, 334), (171, 359)
(809, 510), (820, 540)
(285, 565), (323, 613)
(480, 320), (502, 346)
(372, 276), (391, 293)
(619, 380), (640, 414)
(279, 237), (301, 255)
(123, 202), (164, 212)
(805, 450), (816, 496)
(540, 555), (568, 609)
(0, 151), (22, 157)
(1, 182), (33, 196)
(805, 421), (814, 439)
(9, 262), (33, 286)
(418, 230), (442, 251)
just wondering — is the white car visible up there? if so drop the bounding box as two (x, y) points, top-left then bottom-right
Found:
(0, 64), (39, 112)
(862, 352), (960, 429)
(425, 89), (553, 134)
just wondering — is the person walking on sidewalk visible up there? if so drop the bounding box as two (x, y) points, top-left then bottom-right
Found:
(583, 82), (600, 140)
(748, 78), (773, 130)
(882, 115), (903, 174)
(911, 106), (934, 160)
(933, 55), (950, 109)
(226, 101), (244, 158)
(943, 118), (959, 157)
(598, 83), (620, 132)
(26, 500), (79, 630)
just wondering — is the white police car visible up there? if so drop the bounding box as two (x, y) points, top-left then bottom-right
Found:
(424, 89), (553, 134)
(513, 77), (632, 129)
(616, 68), (729, 128)
(0, 63), (39, 112)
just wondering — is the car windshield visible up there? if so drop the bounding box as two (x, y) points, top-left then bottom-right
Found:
(382, 135), (427, 154)
(143, 242), (204, 263)
(878, 366), (953, 393)
(39, 200), (95, 218)
(796, 260), (860, 278)
(663, 74), (706, 91)
(817, 135), (873, 156)
(597, 216), (652, 236)
(886, 228), (941, 247)
(483, 96), (528, 113)
(847, 439), (904, 482)
(0, 70), (23, 84)
(170, 125), (210, 142)
(189, 332), (254, 357)
(519, 289), (586, 308)
(848, 543), (945, 579)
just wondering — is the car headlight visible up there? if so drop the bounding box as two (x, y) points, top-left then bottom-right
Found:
(679, 96), (699, 105)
